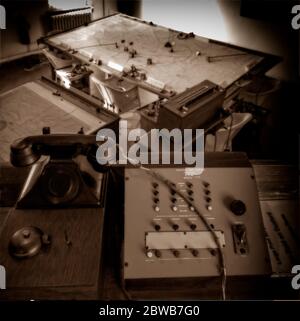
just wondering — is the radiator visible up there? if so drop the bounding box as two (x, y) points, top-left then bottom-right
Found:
(51, 8), (92, 32)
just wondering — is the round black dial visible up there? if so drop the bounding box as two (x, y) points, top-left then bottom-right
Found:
(230, 200), (246, 216)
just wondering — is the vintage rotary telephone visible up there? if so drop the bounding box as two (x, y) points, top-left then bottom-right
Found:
(10, 134), (106, 208)
(0, 135), (109, 298)
(3, 134), (107, 261)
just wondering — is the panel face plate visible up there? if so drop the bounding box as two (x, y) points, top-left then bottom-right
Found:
(260, 199), (299, 276)
(124, 166), (270, 280)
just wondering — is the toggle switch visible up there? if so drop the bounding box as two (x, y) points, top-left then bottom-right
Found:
(232, 223), (249, 255)
(190, 223), (197, 230)
(191, 249), (199, 257)
(172, 223), (179, 231)
(153, 197), (160, 204)
(155, 250), (162, 258)
(203, 182), (210, 188)
(170, 189), (176, 196)
(173, 250), (180, 257)
(210, 249), (216, 256)
(206, 197), (212, 203)
(154, 224), (161, 231)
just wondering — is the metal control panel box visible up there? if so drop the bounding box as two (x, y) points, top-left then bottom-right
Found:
(123, 156), (271, 280)
(158, 80), (225, 130)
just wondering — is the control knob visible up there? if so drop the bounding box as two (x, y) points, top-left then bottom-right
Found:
(230, 200), (246, 216)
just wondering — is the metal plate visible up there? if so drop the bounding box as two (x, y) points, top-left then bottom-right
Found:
(146, 231), (225, 250)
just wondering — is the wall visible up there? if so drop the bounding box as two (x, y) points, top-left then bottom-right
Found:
(92, 0), (105, 19)
(95, 0), (141, 17)
(0, 0), (49, 62)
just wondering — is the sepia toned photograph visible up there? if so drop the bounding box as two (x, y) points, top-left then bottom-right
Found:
(0, 0), (299, 310)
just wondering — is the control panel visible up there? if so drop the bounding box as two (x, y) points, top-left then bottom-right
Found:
(123, 158), (271, 280)
(260, 199), (299, 276)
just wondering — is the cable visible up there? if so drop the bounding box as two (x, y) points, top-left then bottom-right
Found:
(138, 166), (227, 300)
(121, 286), (132, 300)
(0, 204), (17, 244)
(74, 43), (117, 50)
(223, 113), (234, 152)
(213, 133), (217, 152)
(106, 139), (227, 300)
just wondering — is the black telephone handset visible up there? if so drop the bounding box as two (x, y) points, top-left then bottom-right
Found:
(10, 134), (106, 208)
(10, 134), (101, 171)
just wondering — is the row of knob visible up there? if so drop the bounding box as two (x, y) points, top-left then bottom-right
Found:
(146, 248), (200, 258)
(153, 222), (198, 231)
(152, 181), (210, 190)
(152, 180), (213, 212)
(202, 182), (213, 211)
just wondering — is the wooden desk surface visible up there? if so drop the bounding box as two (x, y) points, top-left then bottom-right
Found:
(0, 81), (108, 163)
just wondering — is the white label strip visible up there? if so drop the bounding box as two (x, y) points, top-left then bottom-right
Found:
(185, 167), (204, 177)
(146, 231), (225, 250)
